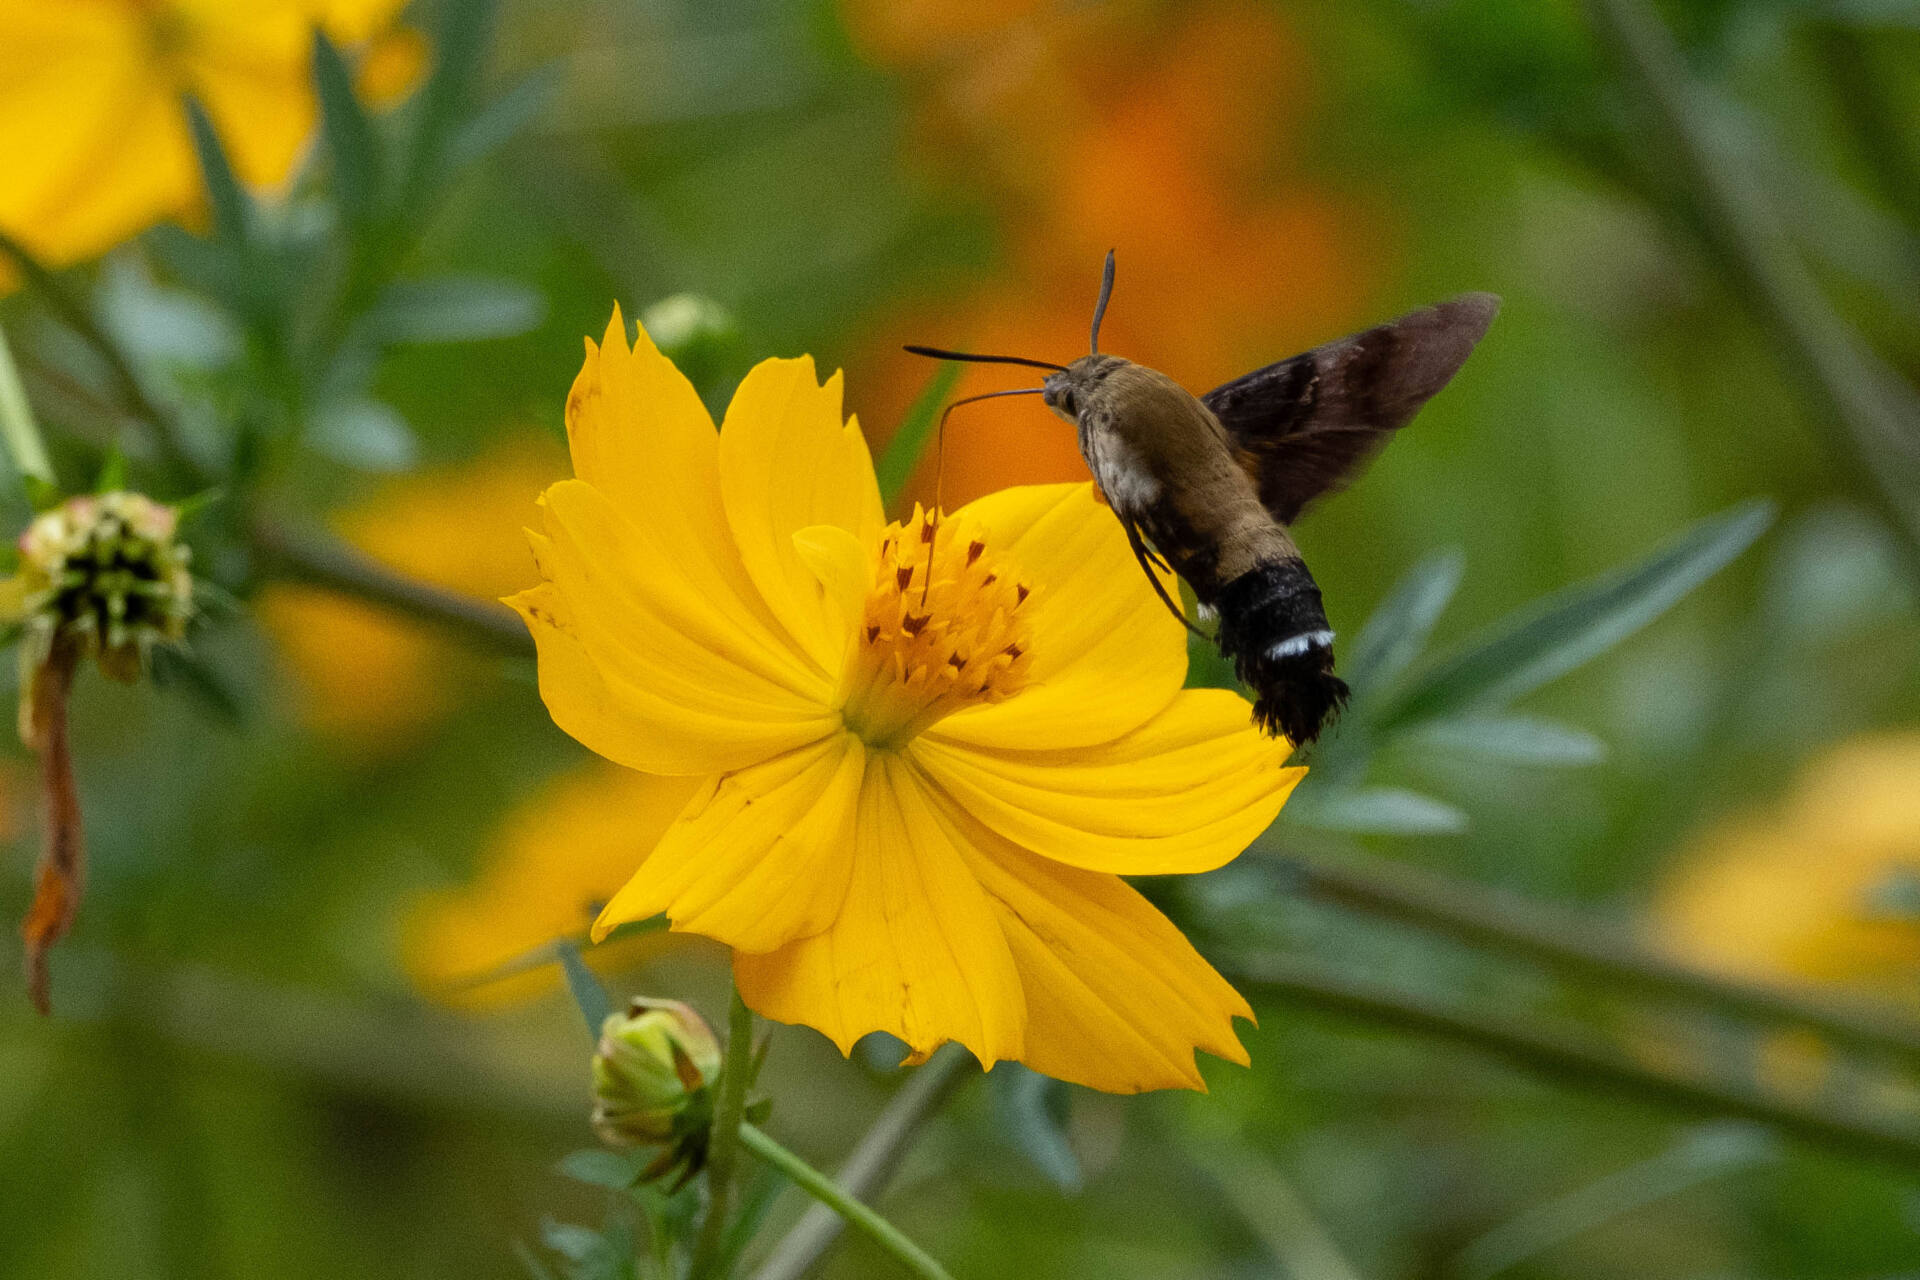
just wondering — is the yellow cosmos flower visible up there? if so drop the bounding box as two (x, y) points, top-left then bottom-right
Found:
(1655, 732), (1920, 994)
(509, 310), (1303, 1093)
(0, 0), (419, 273)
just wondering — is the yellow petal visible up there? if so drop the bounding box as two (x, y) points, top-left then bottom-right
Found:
(565, 311), (808, 666)
(527, 491), (839, 773)
(507, 579), (661, 773)
(790, 523), (870, 681)
(933, 483), (1188, 751)
(592, 735), (865, 953)
(944, 802), (1254, 1093)
(718, 357), (883, 671)
(733, 753), (1025, 1067)
(915, 688), (1300, 874)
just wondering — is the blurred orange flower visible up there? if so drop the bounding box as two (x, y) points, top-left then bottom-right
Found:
(0, 0), (420, 274)
(1654, 733), (1920, 994)
(403, 764), (703, 1008)
(258, 437), (565, 742)
(839, 0), (1385, 508)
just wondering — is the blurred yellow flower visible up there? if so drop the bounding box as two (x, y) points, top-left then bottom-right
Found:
(0, 0), (419, 273)
(404, 764), (702, 1008)
(259, 437), (565, 742)
(1654, 733), (1920, 993)
(511, 310), (1302, 1093)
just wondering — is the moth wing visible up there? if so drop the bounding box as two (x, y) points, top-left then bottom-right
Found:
(1202, 293), (1499, 525)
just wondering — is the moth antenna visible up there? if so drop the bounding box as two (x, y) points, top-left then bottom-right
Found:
(903, 346), (1067, 373)
(1090, 248), (1117, 355)
(921, 388), (1045, 606)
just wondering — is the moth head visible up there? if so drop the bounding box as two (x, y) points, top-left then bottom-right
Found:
(1041, 355), (1124, 423)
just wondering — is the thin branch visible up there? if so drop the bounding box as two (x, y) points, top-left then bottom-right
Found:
(750, 1044), (975, 1280)
(740, 1124), (956, 1280)
(4, 947), (579, 1120)
(1583, 0), (1920, 578)
(0, 229), (202, 482)
(249, 514), (535, 657)
(1265, 850), (1920, 1062)
(1229, 952), (1920, 1171)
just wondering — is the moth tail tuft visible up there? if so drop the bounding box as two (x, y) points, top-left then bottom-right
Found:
(1213, 557), (1348, 749)
(1247, 652), (1349, 748)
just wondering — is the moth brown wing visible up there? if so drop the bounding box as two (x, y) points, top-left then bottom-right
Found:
(1202, 293), (1499, 525)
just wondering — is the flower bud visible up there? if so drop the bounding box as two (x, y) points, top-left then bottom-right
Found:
(590, 996), (722, 1149)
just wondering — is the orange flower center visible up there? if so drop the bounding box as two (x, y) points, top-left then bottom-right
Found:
(839, 506), (1035, 748)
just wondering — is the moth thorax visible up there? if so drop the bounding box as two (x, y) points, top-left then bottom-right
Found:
(839, 506), (1035, 748)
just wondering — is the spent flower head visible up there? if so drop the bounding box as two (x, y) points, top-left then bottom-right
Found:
(509, 310), (1302, 1093)
(4, 491), (194, 702)
(2, 490), (194, 1014)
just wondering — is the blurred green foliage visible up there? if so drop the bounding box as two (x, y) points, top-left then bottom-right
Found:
(3, 0), (1920, 1278)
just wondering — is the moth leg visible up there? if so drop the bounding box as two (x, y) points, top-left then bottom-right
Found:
(1123, 520), (1206, 638)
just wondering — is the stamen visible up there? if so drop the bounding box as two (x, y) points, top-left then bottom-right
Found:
(839, 509), (1036, 748)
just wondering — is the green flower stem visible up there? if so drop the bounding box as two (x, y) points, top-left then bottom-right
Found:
(1230, 952), (1920, 1172)
(1583, 0), (1920, 580)
(688, 988), (756, 1280)
(0, 324), (55, 491)
(248, 514), (535, 657)
(0, 229), (200, 484)
(750, 1044), (975, 1280)
(739, 1122), (957, 1280)
(1267, 851), (1920, 1063)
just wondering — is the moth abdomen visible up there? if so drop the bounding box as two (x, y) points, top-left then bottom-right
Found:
(1212, 557), (1349, 747)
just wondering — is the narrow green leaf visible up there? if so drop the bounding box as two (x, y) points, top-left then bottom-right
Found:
(992, 1065), (1083, 1192)
(1407, 715), (1607, 768)
(144, 224), (251, 313)
(556, 1149), (643, 1192)
(447, 62), (563, 171)
(182, 95), (250, 245)
(1378, 500), (1774, 729)
(1344, 549), (1464, 696)
(875, 361), (963, 506)
(312, 29), (381, 221)
(371, 277), (547, 345)
(1285, 786), (1469, 836)
(404, 0), (500, 204)
(149, 647), (249, 725)
(0, 322), (55, 493)
(1452, 1122), (1774, 1280)
(304, 399), (418, 472)
(556, 940), (612, 1037)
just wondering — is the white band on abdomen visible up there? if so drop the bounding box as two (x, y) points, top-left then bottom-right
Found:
(1265, 629), (1334, 661)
